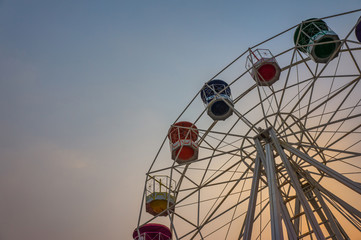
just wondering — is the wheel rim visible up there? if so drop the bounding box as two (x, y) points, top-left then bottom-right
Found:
(135, 10), (361, 240)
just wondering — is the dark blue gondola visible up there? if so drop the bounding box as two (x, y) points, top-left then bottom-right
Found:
(201, 79), (233, 121)
(356, 17), (361, 42)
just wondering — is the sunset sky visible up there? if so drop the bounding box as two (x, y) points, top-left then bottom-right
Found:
(1, 1), (360, 239)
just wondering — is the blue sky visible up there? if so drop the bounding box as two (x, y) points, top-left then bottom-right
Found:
(0, 1), (360, 239)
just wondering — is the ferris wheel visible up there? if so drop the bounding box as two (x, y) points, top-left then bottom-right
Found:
(133, 10), (361, 240)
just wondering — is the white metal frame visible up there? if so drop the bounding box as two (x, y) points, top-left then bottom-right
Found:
(135, 9), (361, 240)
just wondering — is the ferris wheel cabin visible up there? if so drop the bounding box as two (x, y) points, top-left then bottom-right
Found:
(356, 17), (361, 42)
(201, 79), (233, 120)
(294, 18), (340, 63)
(168, 121), (199, 163)
(246, 49), (281, 86)
(133, 223), (172, 240)
(134, 11), (361, 239)
(145, 175), (175, 216)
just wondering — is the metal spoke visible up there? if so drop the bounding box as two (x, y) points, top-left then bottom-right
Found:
(136, 10), (361, 240)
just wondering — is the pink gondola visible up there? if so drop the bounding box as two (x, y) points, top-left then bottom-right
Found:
(133, 223), (172, 240)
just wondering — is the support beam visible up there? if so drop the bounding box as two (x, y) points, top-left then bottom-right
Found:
(313, 187), (344, 240)
(281, 142), (361, 194)
(304, 171), (361, 222)
(293, 199), (301, 235)
(255, 139), (284, 240)
(297, 170), (345, 239)
(277, 191), (298, 240)
(269, 129), (325, 240)
(265, 143), (285, 240)
(242, 156), (261, 240)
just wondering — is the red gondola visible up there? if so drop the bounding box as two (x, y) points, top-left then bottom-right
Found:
(246, 49), (281, 86)
(168, 121), (198, 163)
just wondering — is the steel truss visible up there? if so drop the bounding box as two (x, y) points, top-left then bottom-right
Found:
(136, 9), (361, 240)
(249, 127), (358, 240)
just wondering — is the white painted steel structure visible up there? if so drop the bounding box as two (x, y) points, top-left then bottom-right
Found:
(136, 9), (361, 240)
